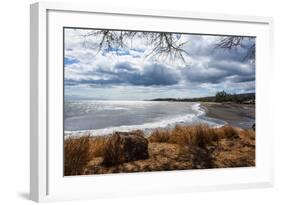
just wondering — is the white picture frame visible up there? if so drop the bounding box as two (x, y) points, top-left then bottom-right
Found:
(30, 1), (274, 202)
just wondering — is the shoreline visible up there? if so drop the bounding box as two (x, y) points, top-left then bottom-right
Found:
(200, 102), (255, 129)
(65, 101), (255, 138)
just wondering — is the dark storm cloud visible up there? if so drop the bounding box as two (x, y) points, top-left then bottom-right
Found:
(207, 60), (254, 76)
(65, 62), (180, 86)
(229, 75), (255, 83)
(183, 60), (255, 84)
(127, 63), (180, 86)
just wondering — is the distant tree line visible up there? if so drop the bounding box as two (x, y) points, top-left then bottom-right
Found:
(215, 91), (233, 102)
(215, 91), (255, 104)
(151, 91), (255, 104)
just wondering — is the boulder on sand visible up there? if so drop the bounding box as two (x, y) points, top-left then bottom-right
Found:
(103, 130), (149, 166)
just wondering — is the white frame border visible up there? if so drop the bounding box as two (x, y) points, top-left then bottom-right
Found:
(30, 1), (274, 202)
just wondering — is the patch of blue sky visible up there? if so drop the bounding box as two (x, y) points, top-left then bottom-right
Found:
(64, 57), (79, 65)
(103, 47), (130, 56)
(130, 48), (145, 53)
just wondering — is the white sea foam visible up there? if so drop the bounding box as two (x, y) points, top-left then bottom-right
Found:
(192, 103), (205, 116)
(65, 113), (196, 137)
(64, 102), (224, 138)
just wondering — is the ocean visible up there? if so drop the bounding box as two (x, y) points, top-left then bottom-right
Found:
(64, 100), (225, 137)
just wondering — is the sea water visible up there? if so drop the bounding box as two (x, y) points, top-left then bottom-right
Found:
(64, 100), (225, 137)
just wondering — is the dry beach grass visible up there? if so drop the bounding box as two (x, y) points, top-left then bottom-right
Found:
(64, 124), (255, 176)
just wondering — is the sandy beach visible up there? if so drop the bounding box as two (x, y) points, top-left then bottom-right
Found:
(201, 102), (255, 129)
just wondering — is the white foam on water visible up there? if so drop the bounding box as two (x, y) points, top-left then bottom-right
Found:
(64, 102), (226, 138)
(192, 103), (205, 116)
(64, 113), (196, 137)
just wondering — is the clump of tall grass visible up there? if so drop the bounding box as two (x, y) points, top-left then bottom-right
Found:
(90, 137), (109, 157)
(148, 129), (171, 143)
(64, 136), (109, 175)
(190, 124), (219, 148)
(216, 125), (238, 139)
(148, 124), (238, 146)
(102, 133), (124, 166)
(64, 136), (92, 176)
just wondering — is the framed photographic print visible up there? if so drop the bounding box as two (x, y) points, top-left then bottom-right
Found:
(30, 2), (274, 202)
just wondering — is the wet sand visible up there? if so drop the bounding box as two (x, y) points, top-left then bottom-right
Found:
(201, 102), (255, 129)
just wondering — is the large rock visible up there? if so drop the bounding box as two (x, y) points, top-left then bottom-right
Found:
(103, 130), (149, 166)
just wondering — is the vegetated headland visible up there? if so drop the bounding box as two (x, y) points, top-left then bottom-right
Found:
(150, 91), (255, 104)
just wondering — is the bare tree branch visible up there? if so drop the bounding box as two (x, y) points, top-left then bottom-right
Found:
(215, 36), (255, 61)
(79, 30), (189, 63)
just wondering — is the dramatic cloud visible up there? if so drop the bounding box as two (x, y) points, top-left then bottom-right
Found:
(183, 59), (255, 84)
(64, 28), (255, 100)
(65, 62), (180, 86)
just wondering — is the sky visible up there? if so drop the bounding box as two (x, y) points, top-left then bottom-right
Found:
(64, 28), (255, 101)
